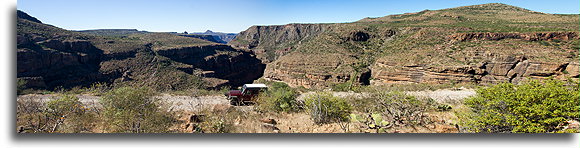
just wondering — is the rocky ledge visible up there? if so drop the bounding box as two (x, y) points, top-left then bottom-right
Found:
(448, 32), (579, 42)
(371, 55), (578, 85)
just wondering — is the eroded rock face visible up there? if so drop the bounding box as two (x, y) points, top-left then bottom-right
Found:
(449, 32), (579, 42)
(155, 45), (266, 87)
(261, 53), (359, 88)
(17, 37), (105, 89)
(371, 55), (577, 85)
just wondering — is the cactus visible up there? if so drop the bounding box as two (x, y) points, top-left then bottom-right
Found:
(350, 113), (391, 133)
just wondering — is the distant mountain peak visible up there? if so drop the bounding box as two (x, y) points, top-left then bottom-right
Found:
(204, 30), (214, 34)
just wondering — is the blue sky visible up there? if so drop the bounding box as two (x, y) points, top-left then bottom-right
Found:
(17, 0), (580, 33)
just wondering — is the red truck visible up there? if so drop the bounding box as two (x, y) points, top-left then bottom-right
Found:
(225, 84), (268, 105)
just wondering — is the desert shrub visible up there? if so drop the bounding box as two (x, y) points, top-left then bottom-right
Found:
(350, 91), (432, 125)
(458, 79), (580, 133)
(192, 106), (246, 133)
(45, 95), (96, 133)
(17, 95), (96, 133)
(100, 87), (174, 133)
(199, 115), (234, 133)
(373, 92), (430, 125)
(304, 92), (352, 124)
(17, 97), (48, 133)
(256, 82), (298, 112)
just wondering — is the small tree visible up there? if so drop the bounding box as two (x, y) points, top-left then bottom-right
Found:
(45, 95), (95, 133)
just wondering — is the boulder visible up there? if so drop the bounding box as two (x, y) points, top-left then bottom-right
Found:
(565, 62), (579, 77)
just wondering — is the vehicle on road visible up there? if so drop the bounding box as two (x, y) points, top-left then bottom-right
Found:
(225, 84), (268, 105)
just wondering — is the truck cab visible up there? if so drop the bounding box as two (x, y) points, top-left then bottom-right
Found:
(226, 84), (268, 105)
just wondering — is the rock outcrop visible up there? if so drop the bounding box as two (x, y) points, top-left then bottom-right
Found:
(155, 45), (266, 87)
(449, 32), (579, 42)
(371, 55), (577, 85)
(262, 53), (359, 88)
(17, 34), (105, 89)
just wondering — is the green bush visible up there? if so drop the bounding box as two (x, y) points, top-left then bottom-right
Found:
(256, 82), (298, 112)
(304, 92), (352, 124)
(458, 79), (580, 133)
(17, 79), (27, 95)
(45, 95), (96, 133)
(46, 95), (84, 117)
(100, 87), (174, 133)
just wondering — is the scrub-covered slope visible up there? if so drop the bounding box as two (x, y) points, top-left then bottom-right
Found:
(230, 3), (579, 88)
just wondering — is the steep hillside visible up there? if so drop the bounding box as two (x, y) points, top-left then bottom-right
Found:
(229, 24), (329, 62)
(230, 3), (579, 88)
(17, 10), (264, 90)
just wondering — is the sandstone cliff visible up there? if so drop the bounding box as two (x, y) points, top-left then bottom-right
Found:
(17, 21), (106, 89)
(371, 56), (577, 85)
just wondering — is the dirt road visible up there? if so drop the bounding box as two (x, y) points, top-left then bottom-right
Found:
(17, 89), (476, 112)
(297, 89), (476, 104)
(16, 94), (229, 112)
